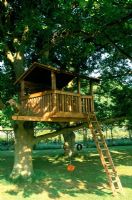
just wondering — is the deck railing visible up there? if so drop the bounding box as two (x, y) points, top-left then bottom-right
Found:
(20, 90), (94, 116)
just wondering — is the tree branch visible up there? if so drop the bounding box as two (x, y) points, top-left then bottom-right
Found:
(33, 123), (85, 144)
(103, 13), (132, 29)
(104, 33), (132, 61)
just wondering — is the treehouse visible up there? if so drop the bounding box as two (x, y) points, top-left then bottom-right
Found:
(12, 62), (124, 194)
(12, 62), (99, 122)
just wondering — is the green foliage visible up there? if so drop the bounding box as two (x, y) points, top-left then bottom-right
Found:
(0, 0), (131, 127)
(0, 110), (11, 127)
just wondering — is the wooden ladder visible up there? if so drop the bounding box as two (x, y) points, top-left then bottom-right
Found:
(87, 112), (123, 195)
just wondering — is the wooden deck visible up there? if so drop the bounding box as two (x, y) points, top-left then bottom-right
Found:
(12, 90), (94, 122)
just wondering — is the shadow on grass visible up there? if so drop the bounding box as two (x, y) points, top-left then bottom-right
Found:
(0, 146), (132, 199)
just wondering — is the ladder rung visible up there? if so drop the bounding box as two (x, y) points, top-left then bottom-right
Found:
(104, 162), (113, 167)
(105, 163), (115, 168)
(102, 150), (109, 154)
(112, 180), (119, 184)
(109, 172), (117, 176)
(101, 146), (109, 149)
(98, 139), (104, 143)
(105, 161), (114, 166)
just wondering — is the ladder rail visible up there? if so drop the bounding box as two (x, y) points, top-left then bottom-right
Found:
(91, 130), (117, 193)
(87, 112), (123, 195)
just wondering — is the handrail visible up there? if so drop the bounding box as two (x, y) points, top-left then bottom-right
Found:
(53, 90), (80, 96)
(21, 90), (92, 100)
(21, 90), (52, 100)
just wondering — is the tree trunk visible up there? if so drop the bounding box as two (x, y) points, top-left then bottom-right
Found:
(83, 128), (88, 146)
(128, 128), (132, 140)
(63, 131), (75, 156)
(10, 121), (34, 180)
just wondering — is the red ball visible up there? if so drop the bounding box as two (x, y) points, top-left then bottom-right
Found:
(67, 164), (75, 172)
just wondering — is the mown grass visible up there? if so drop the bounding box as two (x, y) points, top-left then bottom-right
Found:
(0, 146), (132, 200)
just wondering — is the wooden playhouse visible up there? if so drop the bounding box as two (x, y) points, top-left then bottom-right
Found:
(12, 62), (99, 122)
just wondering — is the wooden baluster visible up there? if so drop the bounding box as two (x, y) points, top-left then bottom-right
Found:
(50, 94), (53, 112)
(85, 98), (87, 113)
(84, 98), (86, 113)
(82, 98), (84, 113)
(65, 95), (67, 112)
(45, 94), (48, 112)
(49, 94), (51, 111)
(51, 71), (57, 112)
(73, 96), (75, 112)
(77, 96), (79, 112)
(91, 96), (94, 112)
(90, 80), (94, 113)
(43, 95), (45, 113)
(47, 95), (49, 111)
(47, 95), (49, 112)
(41, 96), (43, 114)
(78, 95), (82, 113)
(88, 98), (90, 112)
(85, 99), (87, 113)
(86, 98), (88, 112)
(56, 93), (59, 112)
(62, 94), (65, 112)
(70, 95), (72, 112)
(60, 94), (62, 111)
(46, 95), (48, 112)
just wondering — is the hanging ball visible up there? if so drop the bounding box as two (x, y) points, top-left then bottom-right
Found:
(67, 164), (75, 172)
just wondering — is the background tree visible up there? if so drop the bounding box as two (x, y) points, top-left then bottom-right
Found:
(0, 0), (131, 179)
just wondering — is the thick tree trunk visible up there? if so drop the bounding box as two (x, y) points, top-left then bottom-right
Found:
(63, 131), (75, 156)
(83, 128), (88, 146)
(10, 121), (34, 179)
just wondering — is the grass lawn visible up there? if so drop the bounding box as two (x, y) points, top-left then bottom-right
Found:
(0, 146), (132, 200)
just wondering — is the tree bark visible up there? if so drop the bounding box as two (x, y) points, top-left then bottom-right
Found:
(9, 118), (83, 179)
(83, 127), (88, 146)
(10, 121), (34, 179)
(63, 131), (75, 156)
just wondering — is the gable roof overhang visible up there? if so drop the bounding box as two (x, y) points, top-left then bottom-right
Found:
(15, 62), (100, 90)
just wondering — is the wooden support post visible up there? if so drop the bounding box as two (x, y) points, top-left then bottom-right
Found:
(89, 80), (94, 112)
(51, 71), (56, 90)
(51, 71), (57, 112)
(77, 78), (82, 113)
(77, 77), (81, 94)
(89, 80), (93, 96)
(20, 81), (25, 98)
